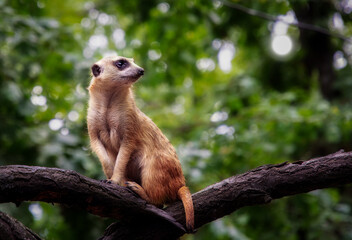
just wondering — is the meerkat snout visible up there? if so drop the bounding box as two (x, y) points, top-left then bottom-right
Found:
(133, 67), (144, 79)
(138, 68), (144, 76)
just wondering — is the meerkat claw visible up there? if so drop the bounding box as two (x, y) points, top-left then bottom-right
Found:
(101, 179), (112, 184)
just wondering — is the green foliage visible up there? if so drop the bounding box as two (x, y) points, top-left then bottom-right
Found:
(1, 0), (352, 239)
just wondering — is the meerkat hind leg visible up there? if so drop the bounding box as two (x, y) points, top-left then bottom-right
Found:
(126, 181), (151, 203)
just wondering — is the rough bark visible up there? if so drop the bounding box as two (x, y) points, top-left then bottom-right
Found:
(0, 150), (351, 239)
(0, 211), (42, 240)
(0, 165), (185, 235)
(166, 150), (352, 230)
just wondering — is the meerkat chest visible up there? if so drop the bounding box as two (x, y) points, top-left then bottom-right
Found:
(105, 107), (121, 129)
(88, 106), (119, 129)
(88, 105), (123, 151)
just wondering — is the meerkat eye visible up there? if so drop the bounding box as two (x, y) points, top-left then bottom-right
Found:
(115, 59), (129, 70)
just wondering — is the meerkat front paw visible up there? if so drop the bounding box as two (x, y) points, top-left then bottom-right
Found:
(110, 176), (127, 186)
(100, 179), (113, 184)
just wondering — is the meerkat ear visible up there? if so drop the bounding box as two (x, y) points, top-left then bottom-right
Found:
(91, 64), (102, 77)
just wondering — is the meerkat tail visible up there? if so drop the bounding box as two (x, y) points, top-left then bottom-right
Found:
(177, 186), (194, 231)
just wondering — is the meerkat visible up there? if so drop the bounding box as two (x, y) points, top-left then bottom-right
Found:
(87, 56), (194, 231)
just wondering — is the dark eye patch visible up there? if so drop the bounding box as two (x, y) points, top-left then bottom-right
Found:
(114, 59), (129, 70)
(91, 64), (102, 77)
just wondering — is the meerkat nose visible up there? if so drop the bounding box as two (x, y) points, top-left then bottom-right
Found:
(138, 68), (145, 76)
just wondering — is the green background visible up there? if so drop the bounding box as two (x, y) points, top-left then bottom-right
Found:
(1, 0), (352, 239)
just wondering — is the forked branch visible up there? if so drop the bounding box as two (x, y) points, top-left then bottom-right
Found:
(0, 150), (351, 239)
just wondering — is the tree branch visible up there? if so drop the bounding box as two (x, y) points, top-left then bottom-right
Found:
(166, 150), (352, 229)
(0, 165), (185, 234)
(0, 150), (351, 239)
(0, 211), (42, 240)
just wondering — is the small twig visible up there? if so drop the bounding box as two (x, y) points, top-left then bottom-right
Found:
(218, 0), (351, 42)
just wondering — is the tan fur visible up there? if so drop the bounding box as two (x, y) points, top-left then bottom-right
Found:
(87, 56), (194, 230)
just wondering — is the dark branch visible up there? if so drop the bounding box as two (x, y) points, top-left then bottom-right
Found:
(0, 211), (42, 240)
(166, 150), (352, 230)
(219, 0), (351, 43)
(0, 150), (351, 239)
(0, 165), (185, 234)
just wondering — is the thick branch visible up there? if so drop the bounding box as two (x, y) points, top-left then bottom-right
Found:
(0, 150), (351, 239)
(166, 150), (352, 229)
(0, 165), (185, 234)
(0, 211), (42, 240)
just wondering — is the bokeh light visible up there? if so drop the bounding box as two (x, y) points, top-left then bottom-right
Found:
(271, 35), (293, 56)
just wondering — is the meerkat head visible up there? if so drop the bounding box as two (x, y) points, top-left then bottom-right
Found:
(89, 56), (144, 90)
